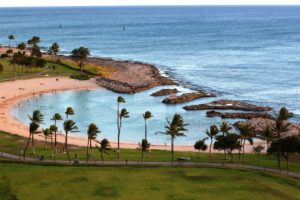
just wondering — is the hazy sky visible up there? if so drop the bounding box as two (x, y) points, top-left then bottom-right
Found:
(1, 0), (300, 7)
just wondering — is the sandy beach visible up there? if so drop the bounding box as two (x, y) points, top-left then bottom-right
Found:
(0, 77), (267, 153)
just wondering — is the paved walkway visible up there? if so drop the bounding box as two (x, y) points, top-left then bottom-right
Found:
(1, 151), (300, 179)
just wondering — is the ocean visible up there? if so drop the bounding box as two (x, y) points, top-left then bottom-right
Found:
(1, 6), (300, 143)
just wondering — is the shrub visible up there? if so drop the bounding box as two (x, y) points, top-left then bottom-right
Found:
(70, 74), (91, 80)
(0, 64), (4, 72)
(6, 49), (13, 55)
(0, 54), (9, 58)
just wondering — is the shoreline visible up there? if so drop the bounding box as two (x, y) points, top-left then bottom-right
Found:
(0, 77), (267, 153)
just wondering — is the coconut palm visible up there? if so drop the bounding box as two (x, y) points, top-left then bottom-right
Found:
(86, 123), (100, 162)
(23, 122), (40, 159)
(51, 113), (63, 152)
(48, 42), (60, 55)
(27, 110), (44, 154)
(42, 128), (51, 150)
(98, 139), (111, 164)
(17, 42), (26, 52)
(117, 108), (129, 158)
(272, 107), (293, 169)
(140, 139), (150, 164)
(49, 124), (57, 159)
(235, 124), (254, 162)
(117, 96), (125, 136)
(8, 34), (15, 49)
(253, 145), (265, 165)
(143, 111), (153, 140)
(158, 113), (188, 164)
(27, 36), (40, 47)
(257, 125), (274, 148)
(219, 121), (232, 159)
(65, 107), (74, 119)
(63, 120), (78, 161)
(71, 47), (90, 73)
(205, 124), (219, 157)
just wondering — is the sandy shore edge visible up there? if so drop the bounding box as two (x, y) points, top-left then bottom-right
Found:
(0, 77), (266, 152)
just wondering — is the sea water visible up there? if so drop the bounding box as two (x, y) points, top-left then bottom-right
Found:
(1, 6), (299, 143)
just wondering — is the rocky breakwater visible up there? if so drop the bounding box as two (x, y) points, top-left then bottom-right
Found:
(183, 100), (272, 112)
(162, 92), (216, 104)
(206, 111), (274, 120)
(92, 58), (176, 94)
(235, 118), (300, 137)
(151, 88), (179, 96)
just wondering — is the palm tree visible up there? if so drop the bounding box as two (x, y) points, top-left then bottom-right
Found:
(49, 125), (57, 159)
(28, 110), (44, 154)
(86, 123), (100, 162)
(117, 108), (129, 158)
(205, 124), (219, 157)
(158, 113), (188, 164)
(51, 113), (63, 152)
(42, 128), (51, 150)
(23, 122), (39, 159)
(8, 34), (15, 49)
(65, 107), (74, 119)
(140, 139), (150, 164)
(48, 42), (60, 55)
(272, 107), (293, 169)
(17, 42), (26, 52)
(27, 36), (40, 47)
(98, 139), (111, 164)
(71, 47), (90, 74)
(63, 120), (78, 161)
(235, 124), (254, 162)
(219, 121), (232, 159)
(143, 111), (153, 140)
(257, 125), (274, 148)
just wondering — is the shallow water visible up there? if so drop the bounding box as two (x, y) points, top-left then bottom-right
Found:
(2, 6), (300, 143)
(11, 86), (239, 144)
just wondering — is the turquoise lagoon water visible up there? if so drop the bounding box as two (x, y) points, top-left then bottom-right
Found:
(1, 6), (300, 143)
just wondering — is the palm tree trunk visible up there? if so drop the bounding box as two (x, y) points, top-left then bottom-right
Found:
(101, 150), (104, 164)
(54, 120), (57, 153)
(51, 135), (54, 159)
(242, 140), (246, 162)
(171, 137), (174, 165)
(117, 103), (120, 159)
(65, 133), (70, 161)
(209, 137), (212, 157)
(141, 151), (144, 164)
(144, 119), (147, 140)
(86, 139), (90, 163)
(23, 133), (31, 159)
(32, 134), (35, 155)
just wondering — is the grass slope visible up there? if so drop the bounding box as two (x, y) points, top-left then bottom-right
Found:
(1, 131), (300, 172)
(0, 163), (300, 200)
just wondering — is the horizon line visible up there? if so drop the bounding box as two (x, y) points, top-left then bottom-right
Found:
(1, 4), (300, 8)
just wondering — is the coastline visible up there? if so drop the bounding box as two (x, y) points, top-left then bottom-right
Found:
(0, 77), (267, 153)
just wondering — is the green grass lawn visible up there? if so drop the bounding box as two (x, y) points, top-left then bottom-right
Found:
(0, 162), (299, 200)
(1, 131), (300, 172)
(0, 56), (116, 81)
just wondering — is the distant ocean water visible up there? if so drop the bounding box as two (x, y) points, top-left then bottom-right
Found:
(1, 6), (300, 143)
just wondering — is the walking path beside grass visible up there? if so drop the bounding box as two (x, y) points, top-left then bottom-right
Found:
(1, 151), (300, 179)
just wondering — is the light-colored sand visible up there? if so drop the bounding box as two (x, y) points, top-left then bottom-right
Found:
(0, 77), (265, 152)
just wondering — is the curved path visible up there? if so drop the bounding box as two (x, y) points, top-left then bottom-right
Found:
(1, 151), (299, 179)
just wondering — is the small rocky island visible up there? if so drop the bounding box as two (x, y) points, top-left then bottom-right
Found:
(162, 92), (216, 104)
(151, 88), (179, 96)
(206, 110), (274, 119)
(184, 100), (272, 111)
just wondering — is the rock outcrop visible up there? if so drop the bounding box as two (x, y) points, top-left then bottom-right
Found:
(151, 88), (179, 97)
(162, 92), (216, 104)
(234, 118), (300, 137)
(206, 111), (274, 119)
(184, 100), (272, 111)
